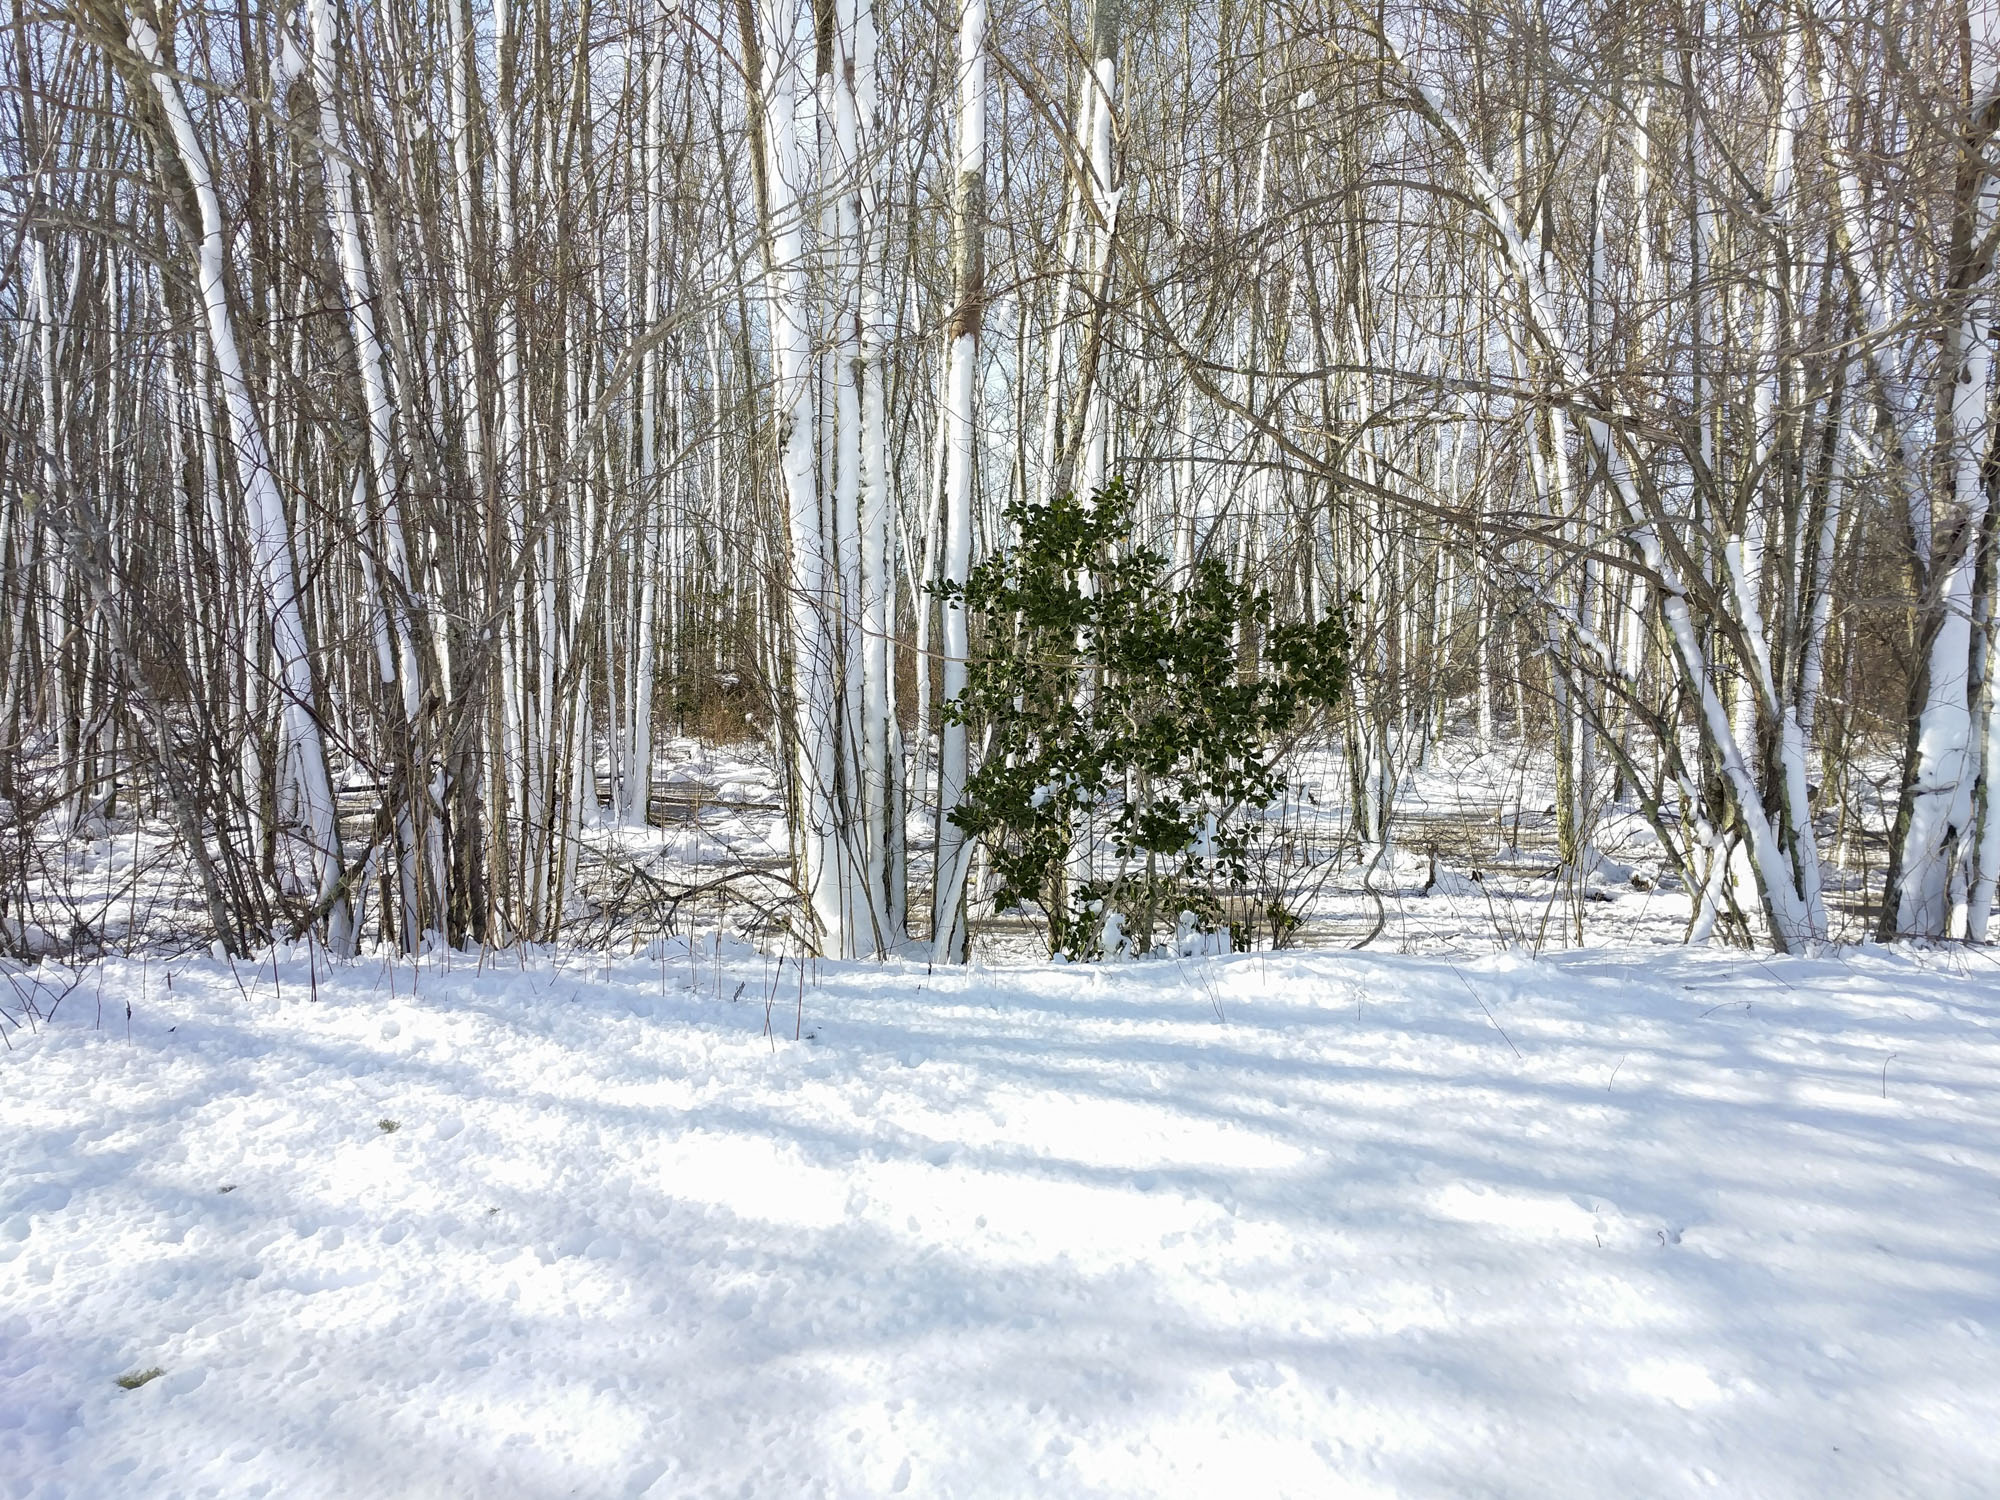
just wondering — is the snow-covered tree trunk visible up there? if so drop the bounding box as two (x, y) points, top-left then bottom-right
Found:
(303, 0), (433, 949)
(753, 0), (844, 955)
(129, 15), (353, 951)
(821, 6), (868, 955)
(848, 0), (901, 950)
(931, 0), (987, 962)
(1075, 0), (1122, 508)
(1890, 8), (2000, 938)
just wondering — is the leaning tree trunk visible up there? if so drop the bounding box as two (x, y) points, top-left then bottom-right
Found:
(125, 13), (354, 952)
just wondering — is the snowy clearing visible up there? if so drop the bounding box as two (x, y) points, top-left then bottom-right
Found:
(4, 942), (1999, 1497)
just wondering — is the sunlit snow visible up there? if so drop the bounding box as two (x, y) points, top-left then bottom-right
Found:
(4, 939), (1998, 1497)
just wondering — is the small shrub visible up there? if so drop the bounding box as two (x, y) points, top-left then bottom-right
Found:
(377, 1118), (400, 1134)
(939, 478), (1350, 958)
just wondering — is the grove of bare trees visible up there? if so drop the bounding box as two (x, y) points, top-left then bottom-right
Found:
(3, 0), (1997, 959)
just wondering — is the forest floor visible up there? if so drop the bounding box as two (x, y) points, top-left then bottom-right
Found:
(9, 726), (1899, 966)
(4, 933), (1999, 1498)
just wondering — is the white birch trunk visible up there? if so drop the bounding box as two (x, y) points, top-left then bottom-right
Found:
(757, 0), (844, 955)
(931, 0), (987, 962)
(849, 0), (898, 949)
(1907, 30), (2000, 938)
(304, 0), (432, 947)
(826, 0), (872, 954)
(131, 17), (353, 950)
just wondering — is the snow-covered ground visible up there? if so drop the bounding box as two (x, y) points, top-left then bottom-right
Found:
(5, 938), (1999, 1497)
(4, 728), (1890, 964)
(572, 733), (1759, 966)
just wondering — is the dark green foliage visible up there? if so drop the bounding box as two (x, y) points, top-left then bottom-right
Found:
(937, 479), (1350, 958)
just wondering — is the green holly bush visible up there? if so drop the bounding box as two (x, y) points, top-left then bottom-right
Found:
(937, 478), (1350, 959)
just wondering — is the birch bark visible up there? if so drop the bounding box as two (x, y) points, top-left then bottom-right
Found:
(753, 0), (844, 954)
(1891, 3), (2000, 937)
(129, 15), (354, 950)
(932, 0), (987, 962)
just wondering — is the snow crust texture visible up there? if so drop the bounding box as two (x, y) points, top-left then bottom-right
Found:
(3, 943), (1999, 1497)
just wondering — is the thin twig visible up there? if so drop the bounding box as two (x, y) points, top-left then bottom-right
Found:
(1446, 959), (1521, 1060)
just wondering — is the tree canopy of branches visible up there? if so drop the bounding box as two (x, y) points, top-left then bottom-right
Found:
(2, 0), (1997, 958)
